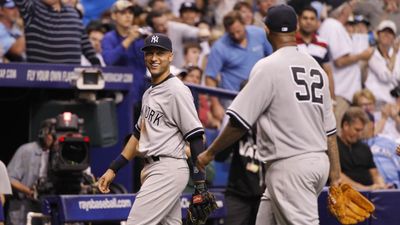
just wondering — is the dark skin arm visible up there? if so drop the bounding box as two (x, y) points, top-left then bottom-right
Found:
(197, 119), (247, 171)
(327, 134), (341, 187)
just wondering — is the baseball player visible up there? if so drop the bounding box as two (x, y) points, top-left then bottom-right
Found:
(197, 5), (341, 225)
(98, 33), (207, 225)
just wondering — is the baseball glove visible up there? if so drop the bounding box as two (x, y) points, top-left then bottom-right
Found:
(186, 183), (218, 225)
(328, 183), (375, 224)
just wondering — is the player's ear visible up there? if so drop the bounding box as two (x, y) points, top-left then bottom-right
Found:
(168, 52), (174, 63)
(264, 26), (270, 35)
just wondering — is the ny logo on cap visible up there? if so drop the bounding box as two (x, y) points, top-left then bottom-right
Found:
(151, 35), (159, 43)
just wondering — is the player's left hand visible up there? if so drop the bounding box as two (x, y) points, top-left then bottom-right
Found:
(396, 145), (400, 156)
(97, 169), (116, 193)
(196, 150), (214, 172)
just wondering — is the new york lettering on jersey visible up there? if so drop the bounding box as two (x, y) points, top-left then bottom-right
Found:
(142, 105), (164, 126)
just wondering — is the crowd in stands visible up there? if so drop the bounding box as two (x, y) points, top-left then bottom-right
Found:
(1, 0), (400, 223)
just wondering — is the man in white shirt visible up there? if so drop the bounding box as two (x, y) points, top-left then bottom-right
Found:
(319, 0), (374, 102)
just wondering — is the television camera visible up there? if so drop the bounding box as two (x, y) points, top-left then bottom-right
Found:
(35, 112), (94, 197)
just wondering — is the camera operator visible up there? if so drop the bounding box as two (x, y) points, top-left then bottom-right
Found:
(6, 119), (56, 225)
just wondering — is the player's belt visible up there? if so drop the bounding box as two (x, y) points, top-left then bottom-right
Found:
(143, 155), (186, 164)
(144, 155), (160, 164)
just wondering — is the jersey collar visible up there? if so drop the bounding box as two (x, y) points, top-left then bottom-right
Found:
(151, 74), (174, 87)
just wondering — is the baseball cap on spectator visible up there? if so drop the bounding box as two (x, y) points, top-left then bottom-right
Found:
(377, 20), (397, 34)
(1, 0), (16, 8)
(141, 33), (172, 52)
(264, 4), (297, 33)
(179, 2), (199, 14)
(354, 15), (370, 26)
(111, 0), (134, 13)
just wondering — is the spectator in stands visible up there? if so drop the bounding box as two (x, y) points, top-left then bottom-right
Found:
(381, 0), (400, 35)
(338, 107), (390, 190)
(183, 42), (202, 68)
(233, 1), (255, 26)
(352, 0), (381, 30)
(102, 0), (145, 68)
(0, 0), (25, 62)
(363, 112), (400, 188)
(102, 0), (148, 97)
(147, 0), (171, 15)
(253, 0), (277, 28)
(14, 0), (100, 65)
(318, 0), (374, 103)
(205, 11), (272, 122)
(353, 89), (391, 136)
(145, 9), (210, 68)
(6, 119), (56, 225)
(214, 80), (264, 225)
(365, 20), (400, 106)
(296, 5), (335, 102)
(179, 2), (201, 27)
(179, 66), (220, 129)
(81, 20), (106, 66)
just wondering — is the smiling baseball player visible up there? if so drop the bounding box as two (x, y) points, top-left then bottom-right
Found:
(98, 33), (216, 225)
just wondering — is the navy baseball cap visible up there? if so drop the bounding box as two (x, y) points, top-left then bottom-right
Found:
(180, 2), (199, 13)
(141, 33), (172, 52)
(264, 4), (297, 33)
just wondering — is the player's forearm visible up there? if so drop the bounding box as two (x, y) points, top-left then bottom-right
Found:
(189, 135), (206, 182)
(327, 134), (341, 185)
(120, 135), (140, 160)
(322, 63), (335, 100)
(207, 119), (247, 156)
(109, 135), (140, 173)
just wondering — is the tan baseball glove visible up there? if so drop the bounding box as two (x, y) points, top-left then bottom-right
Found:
(328, 183), (375, 224)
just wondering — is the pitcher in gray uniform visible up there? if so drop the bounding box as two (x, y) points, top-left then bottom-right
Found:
(197, 5), (342, 225)
(98, 33), (207, 225)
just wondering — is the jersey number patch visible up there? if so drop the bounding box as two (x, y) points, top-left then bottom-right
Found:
(291, 67), (324, 104)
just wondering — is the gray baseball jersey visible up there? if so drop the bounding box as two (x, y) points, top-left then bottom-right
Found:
(227, 46), (336, 163)
(134, 75), (204, 158)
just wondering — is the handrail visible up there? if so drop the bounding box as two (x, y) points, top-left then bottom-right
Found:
(185, 83), (238, 100)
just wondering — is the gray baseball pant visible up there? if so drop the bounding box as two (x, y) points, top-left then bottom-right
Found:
(127, 157), (189, 225)
(255, 152), (329, 225)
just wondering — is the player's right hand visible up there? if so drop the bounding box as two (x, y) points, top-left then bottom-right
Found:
(196, 150), (214, 172)
(97, 169), (116, 193)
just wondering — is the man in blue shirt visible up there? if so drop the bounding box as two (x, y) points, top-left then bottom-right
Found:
(0, 0), (25, 62)
(102, 0), (147, 96)
(364, 112), (400, 188)
(205, 10), (272, 122)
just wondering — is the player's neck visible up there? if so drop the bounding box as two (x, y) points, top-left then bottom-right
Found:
(151, 71), (171, 85)
(270, 32), (297, 51)
(273, 38), (297, 50)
